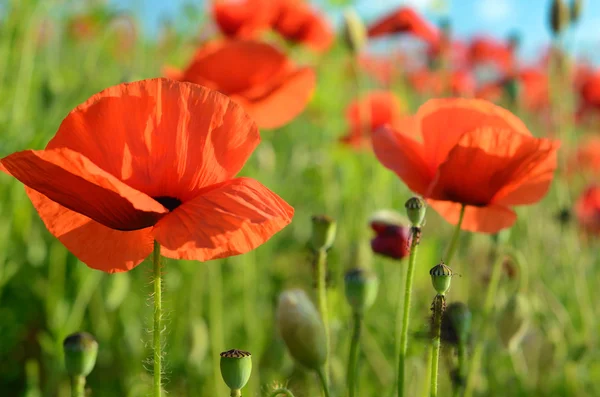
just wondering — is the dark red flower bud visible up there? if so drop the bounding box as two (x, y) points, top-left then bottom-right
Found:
(370, 221), (410, 260)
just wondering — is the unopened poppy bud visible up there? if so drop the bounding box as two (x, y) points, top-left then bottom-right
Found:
(220, 349), (252, 395)
(276, 289), (327, 370)
(310, 215), (337, 252)
(344, 268), (379, 314)
(549, 0), (569, 36)
(341, 8), (367, 54)
(63, 332), (98, 377)
(498, 294), (530, 351)
(405, 196), (426, 227)
(571, 0), (583, 23)
(429, 261), (454, 296)
(441, 302), (472, 346)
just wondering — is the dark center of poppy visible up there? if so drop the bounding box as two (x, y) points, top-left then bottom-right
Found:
(153, 196), (182, 211)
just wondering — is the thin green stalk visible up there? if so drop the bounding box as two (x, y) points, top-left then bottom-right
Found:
(70, 376), (85, 397)
(347, 312), (362, 397)
(397, 229), (420, 397)
(463, 255), (505, 397)
(267, 389), (296, 397)
(152, 241), (162, 397)
(453, 342), (467, 397)
(316, 367), (332, 397)
(444, 205), (466, 267)
(430, 295), (444, 397)
(421, 345), (433, 397)
(315, 249), (330, 377)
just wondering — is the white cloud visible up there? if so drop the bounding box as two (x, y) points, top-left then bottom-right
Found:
(477, 0), (511, 22)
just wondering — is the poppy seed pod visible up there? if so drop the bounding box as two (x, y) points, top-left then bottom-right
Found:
(571, 0), (583, 23)
(220, 349), (252, 394)
(63, 332), (98, 377)
(441, 302), (472, 346)
(276, 289), (327, 371)
(341, 8), (367, 54)
(405, 196), (426, 227)
(310, 215), (337, 252)
(344, 268), (379, 314)
(429, 261), (454, 296)
(550, 0), (569, 36)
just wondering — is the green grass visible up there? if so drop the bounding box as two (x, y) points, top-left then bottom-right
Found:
(1, 2), (600, 396)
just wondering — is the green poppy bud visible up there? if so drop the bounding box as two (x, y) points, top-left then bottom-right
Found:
(341, 8), (367, 54)
(405, 197), (427, 227)
(63, 332), (98, 378)
(429, 261), (454, 296)
(571, 0), (583, 23)
(276, 289), (327, 371)
(220, 349), (252, 394)
(310, 215), (337, 252)
(549, 0), (569, 36)
(442, 302), (472, 346)
(344, 268), (379, 314)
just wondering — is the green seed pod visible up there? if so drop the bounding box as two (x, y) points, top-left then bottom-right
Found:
(571, 0), (583, 23)
(405, 197), (427, 227)
(310, 215), (337, 252)
(344, 268), (379, 314)
(442, 302), (472, 346)
(276, 289), (327, 371)
(63, 332), (98, 378)
(429, 261), (454, 296)
(341, 8), (367, 54)
(220, 349), (252, 393)
(549, 0), (569, 36)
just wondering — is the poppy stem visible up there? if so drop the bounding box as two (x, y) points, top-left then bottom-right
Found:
(152, 240), (162, 397)
(397, 228), (420, 397)
(70, 376), (85, 397)
(444, 204), (466, 266)
(347, 311), (362, 397)
(315, 249), (330, 379)
(429, 295), (445, 397)
(316, 367), (332, 397)
(267, 388), (296, 397)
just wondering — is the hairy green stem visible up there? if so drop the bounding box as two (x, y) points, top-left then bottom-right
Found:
(70, 375), (85, 397)
(316, 367), (332, 397)
(347, 311), (362, 397)
(267, 388), (296, 397)
(397, 228), (420, 397)
(444, 205), (466, 266)
(430, 295), (444, 397)
(315, 249), (330, 378)
(152, 240), (162, 397)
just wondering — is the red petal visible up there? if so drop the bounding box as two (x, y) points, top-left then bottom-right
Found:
(47, 78), (259, 202)
(27, 188), (153, 272)
(2, 148), (167, 230)
(367, 7), (440, 46)
(153, 177), (294, 261)
(427, 200), (517, 234)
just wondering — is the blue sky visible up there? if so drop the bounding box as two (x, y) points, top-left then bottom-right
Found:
(111, 0), (600, 63)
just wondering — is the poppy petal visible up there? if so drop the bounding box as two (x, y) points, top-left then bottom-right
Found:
(26, 188), (153, 273)
(235, 67), (316, 129)
(418, 98), (531, 169)
(46, 78), (260, 202)
(153, 177), (294, 261)
(372, 125), (433, 194)
(427, 200), (517, 233)
(1, 148), (167, 230)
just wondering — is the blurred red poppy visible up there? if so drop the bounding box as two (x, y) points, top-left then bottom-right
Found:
(575, 185), (600, 234)
(372, 98), (560, 233)
(164, 40), (316, 129)
(467, 37), (515, 74)
(408, 69), (475, 97)
(568, 137), (600, 176)
(341, 91), (407, 148)
(370, 215), (410, 260)
(273, 0), (333, 52)
(212, 0), (278, 38)
(577, 70), (600, 123)
(368, 7), (440, 47)
(0, 79), (294, 273)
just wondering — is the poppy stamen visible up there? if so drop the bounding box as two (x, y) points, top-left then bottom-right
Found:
(153, 196), (182, 211)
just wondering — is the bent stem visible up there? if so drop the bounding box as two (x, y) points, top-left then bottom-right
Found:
(347, 312), (362, 397)
(152, 240), (163, 397)
(444, 205), (466, 266)
(70, 376), (85, 397)
(430, 295), (445, 397)
(397, 228), (420, 397)
(316, 367), (332, 397)
(315, 249), (330, 378)
(267, 388), (296, 397)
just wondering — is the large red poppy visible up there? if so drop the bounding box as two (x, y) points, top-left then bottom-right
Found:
(164, 40), (315, 129)
(0, 79), (294, 273)
(212, 0), (278, 39)
(372, 98), (560, 233)
(367, 7), (440, 47)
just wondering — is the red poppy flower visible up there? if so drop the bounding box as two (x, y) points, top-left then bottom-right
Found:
(164, 40), (315, 129)
(272, 0), (333, 52)
(408, 69), (475, 97)
(0, 79), (294, 273)
(577, 70), (600, 122)
(568, 137), (600, 176)
(367, 7), (440, 47)
(372, 98), (560, 233)
(341, 91), (407, 148)
(467, 37), (515, 74)
(575, 185), (600, 234)
(212, 0), (278, 39)
(369, 211), (410, 260)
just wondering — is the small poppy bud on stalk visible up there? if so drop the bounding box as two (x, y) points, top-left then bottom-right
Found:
(405, 196), (427, 228)
(276, 289), (327, 371)
(310, 215), (337, 252)
(430, 261), (455, 296)
(441, 302), (472, 347)
(549, 0), (570, 37)
(341, 8), (367, 54)
(220, 349), (252, 396)
(344, 268), (379, 314)
(63, 332), (98, 397)
(571, 0), (583, 23)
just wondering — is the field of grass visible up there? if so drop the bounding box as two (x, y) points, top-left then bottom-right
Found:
(1, 1), (599, 397)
